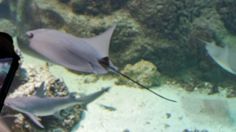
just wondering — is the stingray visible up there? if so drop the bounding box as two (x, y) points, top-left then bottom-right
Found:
(203, 40), (236, 75)
(20, 26), (176, 102)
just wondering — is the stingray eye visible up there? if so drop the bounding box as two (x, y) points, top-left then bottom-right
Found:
(27, 32), (34, 38)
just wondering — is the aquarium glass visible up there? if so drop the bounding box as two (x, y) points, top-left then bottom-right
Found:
(0, 0), (236, 132)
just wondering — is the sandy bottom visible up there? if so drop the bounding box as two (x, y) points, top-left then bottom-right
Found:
(23, 54), (236, 132)
(70, 84), (236, 132)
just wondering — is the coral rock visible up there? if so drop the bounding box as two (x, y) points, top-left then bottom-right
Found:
(116, 60), (161, 87)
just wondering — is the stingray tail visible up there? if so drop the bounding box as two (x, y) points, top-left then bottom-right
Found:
(108, 66), (177, 103)
(98, 57), (176, 102)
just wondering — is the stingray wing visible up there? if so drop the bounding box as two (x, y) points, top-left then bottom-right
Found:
(205, 42), (236, 74)
(27, 27), (116, 74)
(227, 45), (236, 73)
(27, 29), (94, 73)
(82, 25), (116, 58)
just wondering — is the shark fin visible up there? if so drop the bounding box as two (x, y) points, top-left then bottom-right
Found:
(83, 25), (116, 58)
(78, 87), (110, 111)
(79, 104), (88, 111)
(23, 112), (44, 129)
(35, 82), (47, 97)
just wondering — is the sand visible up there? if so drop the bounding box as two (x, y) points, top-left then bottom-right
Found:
(70, 84), (236, 132)
(22, 54), (236, 132)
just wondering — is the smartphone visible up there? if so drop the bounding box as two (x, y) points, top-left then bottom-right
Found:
(0, 58), (13, 88)
(0, 32), (20, 112)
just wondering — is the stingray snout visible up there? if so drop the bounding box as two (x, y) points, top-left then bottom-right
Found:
(26, 32), (34, 39)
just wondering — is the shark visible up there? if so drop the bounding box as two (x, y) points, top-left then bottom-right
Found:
(18, 26), (176, 102)
(4, 82), (110, 128)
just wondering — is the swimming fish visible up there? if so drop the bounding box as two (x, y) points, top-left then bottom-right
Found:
(204, 39), (236, 75)
(21, 26), (176, 102)
(99, 104), (116, 111)
(4, 82), (110, 128)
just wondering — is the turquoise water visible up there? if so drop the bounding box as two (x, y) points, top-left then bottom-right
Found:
(1, 0), (236, 132)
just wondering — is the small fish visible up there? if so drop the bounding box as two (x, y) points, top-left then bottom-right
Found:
(20, 26), (176, 102)
(203, 39), (236, 75)
(4, 82), (110, 128)
(99, 104), (116, 111)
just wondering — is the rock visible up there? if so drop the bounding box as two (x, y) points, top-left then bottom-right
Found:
(0, 19), (17, 36)
(57, 0), (71, 4)
(39, 9), (65, 29)
(127, 0), (211, 40)
(226, 86), (236, 98)
(1, 0), (65, 36)
(216, 0), (236, 34)
(70, 0), (128, 15)
(7, 0), (36, 31)
(109, 18), (141, 66)
(0, 0), (10, 19)
(116, 60), (161, 87)
(124, 0), (218, 77)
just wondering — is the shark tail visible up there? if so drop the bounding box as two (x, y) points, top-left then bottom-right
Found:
(79, 87), (110, 111)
